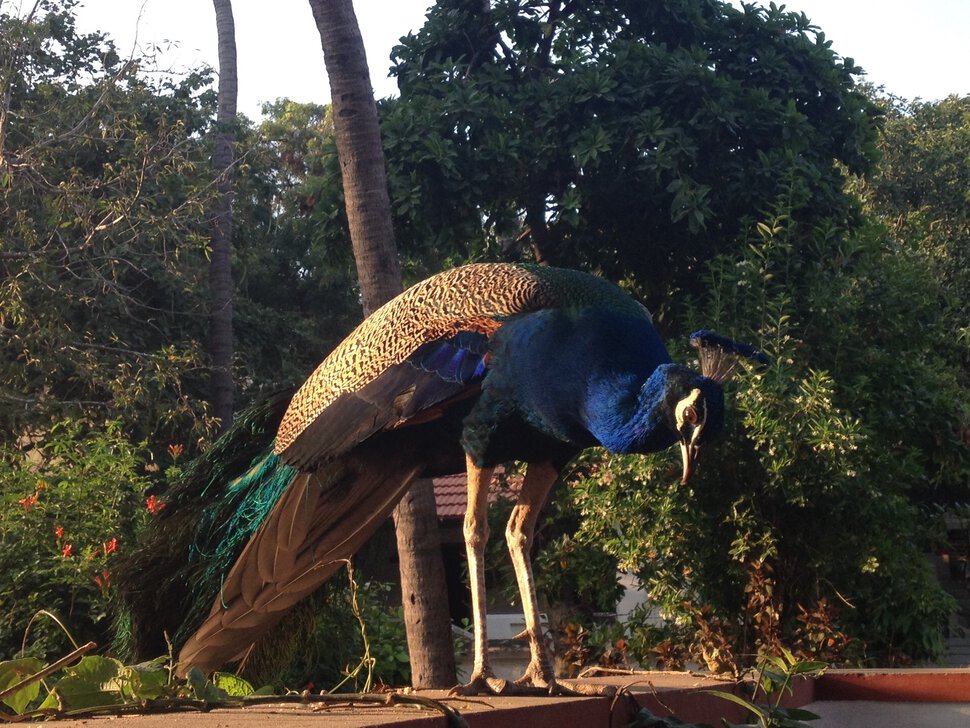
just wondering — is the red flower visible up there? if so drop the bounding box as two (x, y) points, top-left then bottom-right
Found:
(62, 543), (73, 558)
(167, 443), (184, 460)
(94, 569), (111, 590)
(55, 525), (64, 540)
(18, 494), (37, 511)
(103, 537), (118, 555)
(145, 495), (166, 514)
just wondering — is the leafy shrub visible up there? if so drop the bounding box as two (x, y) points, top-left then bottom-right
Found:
(0, 420), (161, 658)
(275, 576), (412, 691)
(561, 209), (966, 670)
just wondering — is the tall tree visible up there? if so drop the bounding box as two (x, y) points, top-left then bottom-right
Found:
(209, 0), (238, 431)
(384, 0), (878, 306)
(306, 0), (457, 688)
(0, 0), (219, 450)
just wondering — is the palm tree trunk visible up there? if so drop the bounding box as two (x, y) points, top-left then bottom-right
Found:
(308, 0), (457, 689)
(308, 0), (401, 314)
(209, 0), (237, 432)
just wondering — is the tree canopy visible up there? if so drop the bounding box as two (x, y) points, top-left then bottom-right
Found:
(0, 0), (219, 446)
(382, 0), (880, 307)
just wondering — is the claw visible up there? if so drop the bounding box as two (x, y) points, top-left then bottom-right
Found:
(449, 671), (509, 696)
(514, 659), (557, 693)
(451, 671), (618, 698)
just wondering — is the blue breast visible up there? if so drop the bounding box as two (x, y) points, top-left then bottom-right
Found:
(478, 306), (675, 453)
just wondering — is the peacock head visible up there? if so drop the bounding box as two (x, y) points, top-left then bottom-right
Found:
(670, 330), (769, 483)
(656, 366), (725, 484)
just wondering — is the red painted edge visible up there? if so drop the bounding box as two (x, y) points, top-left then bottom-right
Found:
(816, 669), (970, 703)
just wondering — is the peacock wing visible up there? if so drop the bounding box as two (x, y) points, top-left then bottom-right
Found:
(278, 330), (491, 470)
(274, 263), (653, 471)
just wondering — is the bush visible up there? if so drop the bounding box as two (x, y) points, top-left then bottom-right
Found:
(0, 420), (161, 658)
(562, 210), (966, 670)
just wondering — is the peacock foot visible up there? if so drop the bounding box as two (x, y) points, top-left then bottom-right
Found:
(450, 665), (617, 697)
(513, 659), (558, 693)
(450, 667), (558, 696)
(514, 660), (618, 697)
(449, 669), (510, 696)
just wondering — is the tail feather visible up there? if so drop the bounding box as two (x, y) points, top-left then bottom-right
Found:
(176, 439), (429, 675)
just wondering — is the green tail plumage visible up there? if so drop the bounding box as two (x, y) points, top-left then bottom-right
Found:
(114, 391), (296, 660)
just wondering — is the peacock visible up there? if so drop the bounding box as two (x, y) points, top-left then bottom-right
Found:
(118, 262), (765, 695)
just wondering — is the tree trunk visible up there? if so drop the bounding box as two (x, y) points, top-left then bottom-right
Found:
(308, 0), (457, 689)
(308, 0), (401, 314)
(392, 479), (456, 688)
(209, 0), (237, 433)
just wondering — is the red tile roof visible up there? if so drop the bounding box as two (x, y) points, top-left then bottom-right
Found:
(432, 468), (521, 519)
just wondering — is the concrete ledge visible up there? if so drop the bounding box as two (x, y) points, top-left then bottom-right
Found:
(43, 669), (970, 727)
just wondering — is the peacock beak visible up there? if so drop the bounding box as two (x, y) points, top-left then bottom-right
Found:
(680, 440), (700, 484)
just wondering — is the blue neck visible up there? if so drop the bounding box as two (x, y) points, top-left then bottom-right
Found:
(585, 363), (684, 454)
(482, 308), (683, 453)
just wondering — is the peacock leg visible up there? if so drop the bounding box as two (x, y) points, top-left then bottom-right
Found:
(451, 455), (507, 695)
(506, 461), (560, 690)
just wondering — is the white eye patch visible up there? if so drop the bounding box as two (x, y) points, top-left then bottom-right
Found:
(675, 388), (706, 443)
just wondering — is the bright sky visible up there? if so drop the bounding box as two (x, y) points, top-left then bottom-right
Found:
(67, 0), (970, 119)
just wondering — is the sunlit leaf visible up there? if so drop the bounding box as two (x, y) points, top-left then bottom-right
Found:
(213, 672), (254, 697)
(0, 657), (45, 714)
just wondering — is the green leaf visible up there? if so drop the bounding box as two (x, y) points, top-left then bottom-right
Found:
(774, 706), (821, 721)
(43, 675), (123, 711)
(186, 667), (229, 702)
(788, 660), (827, 675)
(70, 655), (123, 685)
(37, 656), (126, 711)
(0, 657), (45, 714)
(122, 662), (169, 700)
(213, 672), (255, 697)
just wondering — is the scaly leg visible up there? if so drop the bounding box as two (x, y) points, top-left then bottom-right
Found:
(451, 455), (507, 695)
(506, 461), (559, 690)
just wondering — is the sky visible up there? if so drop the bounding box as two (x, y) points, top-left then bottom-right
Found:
(65, 0), (970, 120)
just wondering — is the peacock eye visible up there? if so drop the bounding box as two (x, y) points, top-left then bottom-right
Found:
(683, 406), (698, 426)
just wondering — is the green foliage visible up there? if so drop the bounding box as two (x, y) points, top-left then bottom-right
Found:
(0, 645), (452, 722)
(0, 420), (158, 659)
(563, 209), (966, 669)
(709, 649), (825, 728)
(856, 95), (970, 322)
(0, 657), (45, 714)
(629, 651), (825, 727)
(231, 100), (364, 387)
(383, 0), (879, 304)
(0, 0), (220, 452)
(0, 647), (267, 719)
(279, 578), (413, 691)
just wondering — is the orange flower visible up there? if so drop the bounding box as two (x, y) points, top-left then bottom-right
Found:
(145, 495), (166, 514)
(55, 525), (64, 540)
(94, 569), (111, 590)
(18, 494), (37, 510)
(103, 537), (118, 555)
(62, 543), (73, 558)
(167, 443), (184, 460)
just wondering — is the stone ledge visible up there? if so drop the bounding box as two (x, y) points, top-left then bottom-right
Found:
(42, 669), (970, 728)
